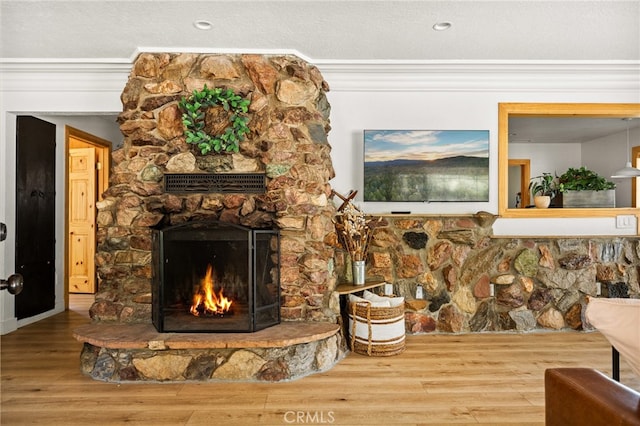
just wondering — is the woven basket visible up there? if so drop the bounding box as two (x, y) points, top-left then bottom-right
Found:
(348, 300), (405, 356)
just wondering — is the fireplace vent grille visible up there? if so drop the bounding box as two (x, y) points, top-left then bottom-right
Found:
(164, 173), (266, 194)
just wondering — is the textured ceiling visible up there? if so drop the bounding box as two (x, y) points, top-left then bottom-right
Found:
(1, 0), (639, 62)
(510, 117), (640, 144)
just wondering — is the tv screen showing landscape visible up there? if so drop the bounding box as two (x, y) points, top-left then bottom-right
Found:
(363, 130), (490, 202)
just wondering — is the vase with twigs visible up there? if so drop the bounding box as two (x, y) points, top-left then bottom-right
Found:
(332, 190), (378, 284)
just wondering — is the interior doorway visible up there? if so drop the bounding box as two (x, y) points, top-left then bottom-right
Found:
(508, 159), (530, 208)
(65, 127), (111, 305)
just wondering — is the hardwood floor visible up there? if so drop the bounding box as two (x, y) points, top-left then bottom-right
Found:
(2, 295), (639, 425)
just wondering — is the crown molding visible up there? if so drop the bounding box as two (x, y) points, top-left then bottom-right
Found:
(317, 61), (640, 92)
(0, 60), (131, 93)
(1, 57), (638, 93)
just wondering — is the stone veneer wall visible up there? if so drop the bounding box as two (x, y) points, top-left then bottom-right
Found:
(91, 53), (338, 324)
(356, 214), (640, 334)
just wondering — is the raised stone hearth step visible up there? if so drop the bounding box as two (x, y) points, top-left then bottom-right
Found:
(73, 322), (340, 350)
(73, 322), (345, 383)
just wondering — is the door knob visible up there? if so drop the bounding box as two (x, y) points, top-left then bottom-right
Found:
(1, 274), (24, 295)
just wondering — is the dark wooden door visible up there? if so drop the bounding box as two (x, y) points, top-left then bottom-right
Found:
(15, 116), (56, 319)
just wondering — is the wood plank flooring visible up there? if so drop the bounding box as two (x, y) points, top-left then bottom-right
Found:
(2, 295), (639, 425)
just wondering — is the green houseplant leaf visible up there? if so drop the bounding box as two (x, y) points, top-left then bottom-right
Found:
(529, 173), (558, 199)
(557, 166), (616, 192)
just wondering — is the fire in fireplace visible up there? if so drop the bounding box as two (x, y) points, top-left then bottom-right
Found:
(152, 220), (280, 333)
(189, 264), (233, 317)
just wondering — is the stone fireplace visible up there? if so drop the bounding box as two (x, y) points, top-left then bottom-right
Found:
(151, 220), (280, 333)
(90, 53), (338, 326)
(74, 53), (344, 383)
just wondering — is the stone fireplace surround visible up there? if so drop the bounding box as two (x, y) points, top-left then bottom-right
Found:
(92, 52), (338, 325)
(75, 53), (345, 382)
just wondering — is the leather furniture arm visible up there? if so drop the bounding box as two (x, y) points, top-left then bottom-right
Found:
(545, 368), (640, 426)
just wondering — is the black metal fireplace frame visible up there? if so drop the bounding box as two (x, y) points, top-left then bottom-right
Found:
(152, 220), (280, 333)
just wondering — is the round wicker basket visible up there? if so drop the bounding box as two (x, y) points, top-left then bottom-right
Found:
(349, 301), (406, 356)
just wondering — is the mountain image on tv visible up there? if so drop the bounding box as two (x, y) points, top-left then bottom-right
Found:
(363, 130), (490, 202)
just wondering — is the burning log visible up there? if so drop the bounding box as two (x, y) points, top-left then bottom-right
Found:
(190, 265), (233, 317)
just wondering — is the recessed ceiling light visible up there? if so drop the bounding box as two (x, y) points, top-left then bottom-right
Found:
(433, 21), (452, 31)
(193, 20), (213, 30)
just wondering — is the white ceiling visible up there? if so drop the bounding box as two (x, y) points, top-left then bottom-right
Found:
(1, 0), (639, 62)
(509, 117), (640, 144)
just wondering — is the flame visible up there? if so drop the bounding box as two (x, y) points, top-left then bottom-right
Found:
(190, 265), (233, 316)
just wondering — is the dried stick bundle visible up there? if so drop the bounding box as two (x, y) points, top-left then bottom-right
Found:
(332, 190), (378, 262)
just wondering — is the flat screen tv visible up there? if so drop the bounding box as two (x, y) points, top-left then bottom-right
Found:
(363, 130), (490, 202)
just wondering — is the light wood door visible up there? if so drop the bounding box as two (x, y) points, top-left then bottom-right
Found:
(68, 148), (96, 293)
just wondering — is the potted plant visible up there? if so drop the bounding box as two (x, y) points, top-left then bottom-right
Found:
(529, 173), (557, 208)
(557, 166), (616, 208)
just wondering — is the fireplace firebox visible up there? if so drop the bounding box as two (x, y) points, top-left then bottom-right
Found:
(152, 221), (280, 333)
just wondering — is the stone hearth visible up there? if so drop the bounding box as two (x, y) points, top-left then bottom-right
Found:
(74, 322), (342, 382)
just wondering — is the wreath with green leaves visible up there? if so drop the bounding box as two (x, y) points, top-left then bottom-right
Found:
(178, 85), (250, 154)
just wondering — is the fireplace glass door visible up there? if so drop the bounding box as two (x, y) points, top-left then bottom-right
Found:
(152, 221), (280, 332)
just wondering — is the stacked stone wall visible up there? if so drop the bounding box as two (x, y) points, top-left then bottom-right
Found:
(345, 214), (640, 334)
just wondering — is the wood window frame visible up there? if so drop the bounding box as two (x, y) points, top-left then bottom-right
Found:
(498, 102), (640, 221)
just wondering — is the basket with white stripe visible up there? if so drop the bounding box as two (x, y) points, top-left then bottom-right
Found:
(348, 298), (406, 356)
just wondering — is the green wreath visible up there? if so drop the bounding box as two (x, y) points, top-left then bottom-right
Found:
(178, 85), (250, 154)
